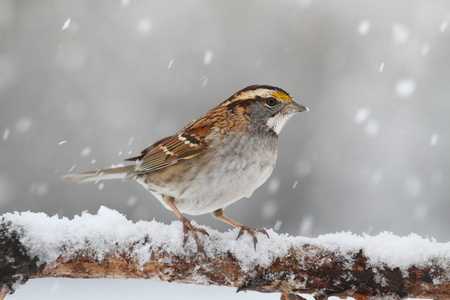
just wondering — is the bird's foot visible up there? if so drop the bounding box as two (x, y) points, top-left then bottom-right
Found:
(237, 226), (269, 250)
(181, 218), (209, 256)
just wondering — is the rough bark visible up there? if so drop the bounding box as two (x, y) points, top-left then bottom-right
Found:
(1, 216), (449, 300)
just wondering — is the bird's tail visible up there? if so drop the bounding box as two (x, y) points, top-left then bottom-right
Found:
(61, 165), (134, 183)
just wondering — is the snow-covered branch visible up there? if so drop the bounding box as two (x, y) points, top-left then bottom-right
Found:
(1, 207), (449, 300)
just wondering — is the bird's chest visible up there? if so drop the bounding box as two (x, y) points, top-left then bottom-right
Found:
(137, 130), (278, 215)
(180, 130), (278, 214)
(205, 132), (277, 195)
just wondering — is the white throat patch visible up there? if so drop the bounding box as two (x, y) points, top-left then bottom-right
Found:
(266, 113), (293, 135)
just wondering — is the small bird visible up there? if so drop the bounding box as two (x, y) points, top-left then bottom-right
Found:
(62, 85), (308, 253)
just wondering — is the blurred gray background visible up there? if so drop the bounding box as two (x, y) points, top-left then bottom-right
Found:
(1, 0), (449, 245)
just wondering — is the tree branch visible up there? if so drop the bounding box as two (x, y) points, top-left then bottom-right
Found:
(1, 208), (449, 300)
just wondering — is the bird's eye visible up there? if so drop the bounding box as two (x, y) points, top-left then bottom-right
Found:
(265, 97), (277, 107)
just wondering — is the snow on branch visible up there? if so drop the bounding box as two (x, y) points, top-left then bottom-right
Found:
(1, 207), (450, 300)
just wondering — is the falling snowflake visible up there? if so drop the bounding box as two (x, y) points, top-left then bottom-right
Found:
(358, 20), (371, 35)
(2, 128), (10, 141)
(62, 18), (71, 30)
(203, 50), (213, 65)
(392, 23), (409, 44)
(395, 79), (416, 98)
(354, 108), (371, 124)
(430, 134), (439, 147)
(80, 147), (91, 157)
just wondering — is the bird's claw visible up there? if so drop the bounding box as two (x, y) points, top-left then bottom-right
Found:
(181, 218), (209, 257)
(237, 226), (269, 250)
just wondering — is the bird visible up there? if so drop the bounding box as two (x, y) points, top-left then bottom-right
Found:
(62, 85), (308, 254)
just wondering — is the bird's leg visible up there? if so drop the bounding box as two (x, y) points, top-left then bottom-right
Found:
(212, 209), (269, 250)
(164, 196), (209, 256)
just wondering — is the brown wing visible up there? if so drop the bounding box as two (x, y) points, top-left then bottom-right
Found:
(124, 136), (172, 162)
(124, 117), (214, 179)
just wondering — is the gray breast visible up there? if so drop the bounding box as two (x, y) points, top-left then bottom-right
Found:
(174, 129), (278, 215)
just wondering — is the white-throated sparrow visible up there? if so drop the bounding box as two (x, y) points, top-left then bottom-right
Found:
(62, 85), (308, 254)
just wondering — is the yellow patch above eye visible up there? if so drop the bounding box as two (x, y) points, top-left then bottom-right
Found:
(271, 91), (292, 103)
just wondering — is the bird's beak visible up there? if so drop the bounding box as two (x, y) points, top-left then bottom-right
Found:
(284, 100), (309, 114)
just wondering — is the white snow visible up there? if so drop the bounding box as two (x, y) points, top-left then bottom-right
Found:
(80, 146), (92, 157)
(3, 127), (10, 141)
(12, 279), (288, 300)
(440, 21), (448, 32)
(2, 207), (450, 280)
(62, 18), (71, 30)
(203, 50), (213, 65)
(354, 108), (371, 124)
(357, 20), (371, 35)
(2, 207), (184, 267)
(126, 195), (137, 207)
(168, 59), (174, 69)
(395, 78), (416, 98)
(430, 134), (439, 146)
(109, 163), (125, 168)
(392, 23), (409, 44)
(201, 76), (208, 87)
(58, 141), (67, 145)
(364, 119), (380, 137)
(274, 220), (282, 231)
(120, 0), (130, 8)
(97, 183), (105, 191)
(267, 178), (280, 194)
(137, 18), (152, 35)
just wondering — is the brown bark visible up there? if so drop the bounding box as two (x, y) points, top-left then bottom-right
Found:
(1, 217), (449, 300)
